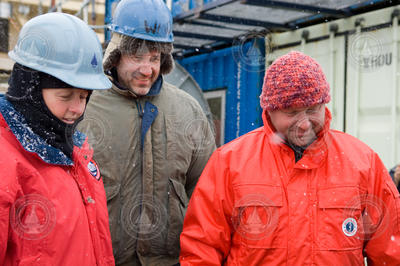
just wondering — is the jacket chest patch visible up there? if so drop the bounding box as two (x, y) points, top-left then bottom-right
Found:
(88, 160), (100, 181)
(342, 218), (357, 236)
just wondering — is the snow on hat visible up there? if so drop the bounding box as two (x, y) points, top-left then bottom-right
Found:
(260, 51), (331, 111)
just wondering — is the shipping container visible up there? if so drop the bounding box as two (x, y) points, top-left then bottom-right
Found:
(179, 38), (265, 146)
(267, 5), (400, 169)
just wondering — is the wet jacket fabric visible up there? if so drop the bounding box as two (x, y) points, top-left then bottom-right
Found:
(80, 78), (216, 265)
(180, 107), (400, 265)
(0, 96), (115, 265)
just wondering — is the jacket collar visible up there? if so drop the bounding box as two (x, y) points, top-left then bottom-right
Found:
(262, 106), (332, 168)
(0, 96), (85, 165)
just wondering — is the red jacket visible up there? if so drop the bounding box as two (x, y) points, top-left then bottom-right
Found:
(0, 97), (115, 265)
(180, 108), (400, 265)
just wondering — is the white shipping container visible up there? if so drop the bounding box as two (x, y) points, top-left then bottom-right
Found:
(266, 5), (400, 169)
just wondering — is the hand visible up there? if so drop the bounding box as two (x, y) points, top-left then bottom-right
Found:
(394, 165), (400, 187)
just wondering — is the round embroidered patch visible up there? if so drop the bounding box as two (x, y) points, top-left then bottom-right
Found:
(342, 218), (357, 237)
(88, 160), (100, 180)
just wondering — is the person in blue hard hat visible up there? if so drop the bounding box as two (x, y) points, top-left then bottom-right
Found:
(78, 0), (216, 265)
(0, 12), (115, 265)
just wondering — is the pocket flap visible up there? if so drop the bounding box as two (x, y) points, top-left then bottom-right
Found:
(233, 184), (283, 208)
(104, 184), (120, 201)
(318, 186), (361, 209)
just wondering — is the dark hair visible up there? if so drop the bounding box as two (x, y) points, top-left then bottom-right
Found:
(103, 35), (174, 75)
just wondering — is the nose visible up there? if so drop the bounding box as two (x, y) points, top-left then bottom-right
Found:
(297, 116), (312, 132)
(139, 62), (153, 76)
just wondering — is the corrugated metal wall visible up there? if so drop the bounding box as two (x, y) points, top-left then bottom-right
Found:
(178, 39), (265, 144)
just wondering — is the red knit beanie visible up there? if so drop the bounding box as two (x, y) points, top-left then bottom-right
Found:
(260, 51), (330, 111)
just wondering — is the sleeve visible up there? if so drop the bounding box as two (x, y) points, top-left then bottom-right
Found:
(0, 135), (18, 263)
(184, 105), (216, 198)
(0, 189), (12, 263)
(363, 153), (400, 265)
(0, 172), (18, 264)
(180, 151), (233, 265)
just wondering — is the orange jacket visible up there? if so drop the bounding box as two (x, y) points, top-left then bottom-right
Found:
(0, 97), (114, 265)
(180, 108), (400, 265)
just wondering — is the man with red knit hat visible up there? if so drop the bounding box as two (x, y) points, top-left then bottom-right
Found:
(179, 51), (400, 265)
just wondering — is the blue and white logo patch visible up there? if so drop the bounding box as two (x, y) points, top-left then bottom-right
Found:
(88, 160), (100, 181)
(342, 218), (357, 237)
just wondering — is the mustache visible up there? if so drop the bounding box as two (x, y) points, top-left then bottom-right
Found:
(129, 71), (153, 80)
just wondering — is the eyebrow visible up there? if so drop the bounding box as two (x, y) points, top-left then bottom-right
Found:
(55, 90), (73, 95)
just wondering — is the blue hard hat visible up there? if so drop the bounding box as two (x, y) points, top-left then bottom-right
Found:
(110, 0), (173, 43)
(9, 12), (111, 90)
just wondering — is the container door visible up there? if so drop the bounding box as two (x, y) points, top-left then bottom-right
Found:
(346, 26), (400, 168)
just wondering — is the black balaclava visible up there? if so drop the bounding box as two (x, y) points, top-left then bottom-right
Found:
(6, 63), (88, 159)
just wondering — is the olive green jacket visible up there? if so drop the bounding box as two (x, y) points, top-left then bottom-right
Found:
(79, 79), (216, 265)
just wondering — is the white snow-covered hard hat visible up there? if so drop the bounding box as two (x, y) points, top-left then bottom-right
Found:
(9, 12), (111, 90)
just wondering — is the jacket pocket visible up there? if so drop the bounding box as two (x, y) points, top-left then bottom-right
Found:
(232, 184), (284, 248)
(317, 186), (363, 250)
(166, 178), (189, 256)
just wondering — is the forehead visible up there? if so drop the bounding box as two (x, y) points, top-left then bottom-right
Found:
(283, 104), (322, 112)
(122, 39), (162, 55)
(134, 49), (161, 56)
